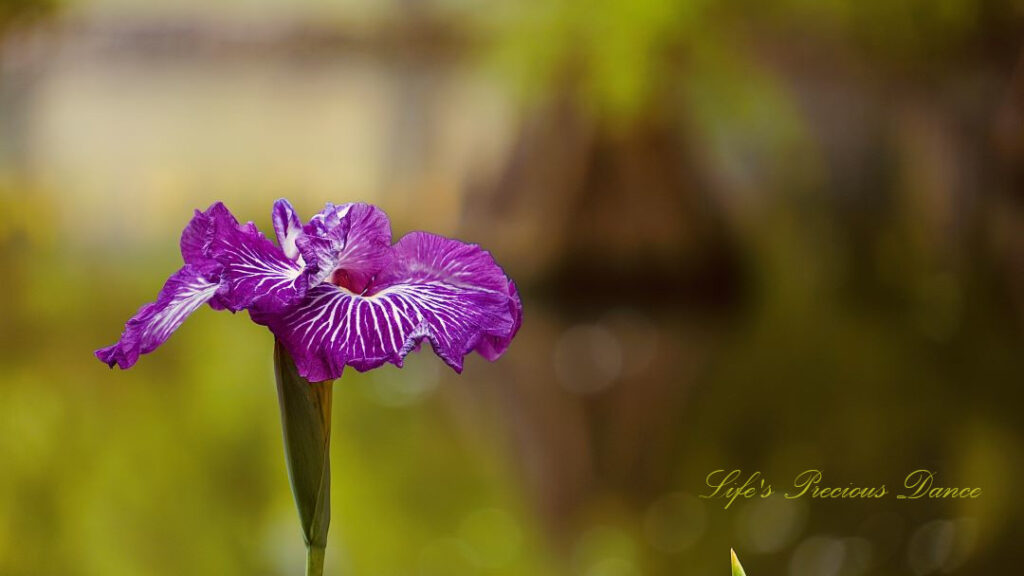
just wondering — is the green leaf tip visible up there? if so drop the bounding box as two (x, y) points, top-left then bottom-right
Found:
(731, 549), (747, 576)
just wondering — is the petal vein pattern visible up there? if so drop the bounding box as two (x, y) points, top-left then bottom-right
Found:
(95, 266), (220, 369)
(96, 199), (521, 379)
(297, 203), (392, 292)
(258, 279), (513, 382)
(212, 222), (306, 313)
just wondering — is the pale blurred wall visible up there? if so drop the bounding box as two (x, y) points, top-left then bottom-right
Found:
(5, 0), (518, 251)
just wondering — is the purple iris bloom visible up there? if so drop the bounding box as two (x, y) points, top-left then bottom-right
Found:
(96, 199), (523, 382)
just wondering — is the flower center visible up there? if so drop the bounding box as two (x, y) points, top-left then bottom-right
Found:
(328, 268), (371, 295)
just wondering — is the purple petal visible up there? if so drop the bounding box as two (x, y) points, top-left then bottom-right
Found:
(294, 205), (343, 286)
(375, 231), (513, 294)
(96, 265), (220, 369)
(296, 203), (392, 292)
(473, 278), (523, 361)
(378, 231), (522, 360)
(209, 211), (306, 313)
(255, 231), (521, 382)
(272, 198), (303, 261)
(179, 202), (236, 277)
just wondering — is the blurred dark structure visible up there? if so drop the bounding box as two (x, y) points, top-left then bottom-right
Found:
(462, 3), (1024, 574)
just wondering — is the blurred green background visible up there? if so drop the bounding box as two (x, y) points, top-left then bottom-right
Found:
(2, 0), (1023, 575)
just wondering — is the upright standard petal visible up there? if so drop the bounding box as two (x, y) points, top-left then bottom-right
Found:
(272, 198), (304, 261)
(296, 202), (392, 293)
(179, 202), (236, 277)
(96, 265), (221, 369)
(255, 232), (521, 382)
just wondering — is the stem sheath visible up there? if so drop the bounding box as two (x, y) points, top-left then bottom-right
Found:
(274, 341), (333, 575)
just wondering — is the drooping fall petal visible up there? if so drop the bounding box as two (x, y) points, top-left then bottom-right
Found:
(253, 231), (521, 382)
(96, 265), (221, 369)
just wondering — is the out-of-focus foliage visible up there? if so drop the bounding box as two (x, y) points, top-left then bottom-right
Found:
(485, 0), (706, 119)
(486, 0), (1013, 118)
(0, 0), (56, 32)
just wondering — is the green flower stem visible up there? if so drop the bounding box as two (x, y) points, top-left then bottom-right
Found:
(306, 546), (326, 576)
(274, 341), (333, 576)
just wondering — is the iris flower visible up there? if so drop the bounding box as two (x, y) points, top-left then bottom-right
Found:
(96, 199), (521, 575)
(96, 199), (522, 381)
